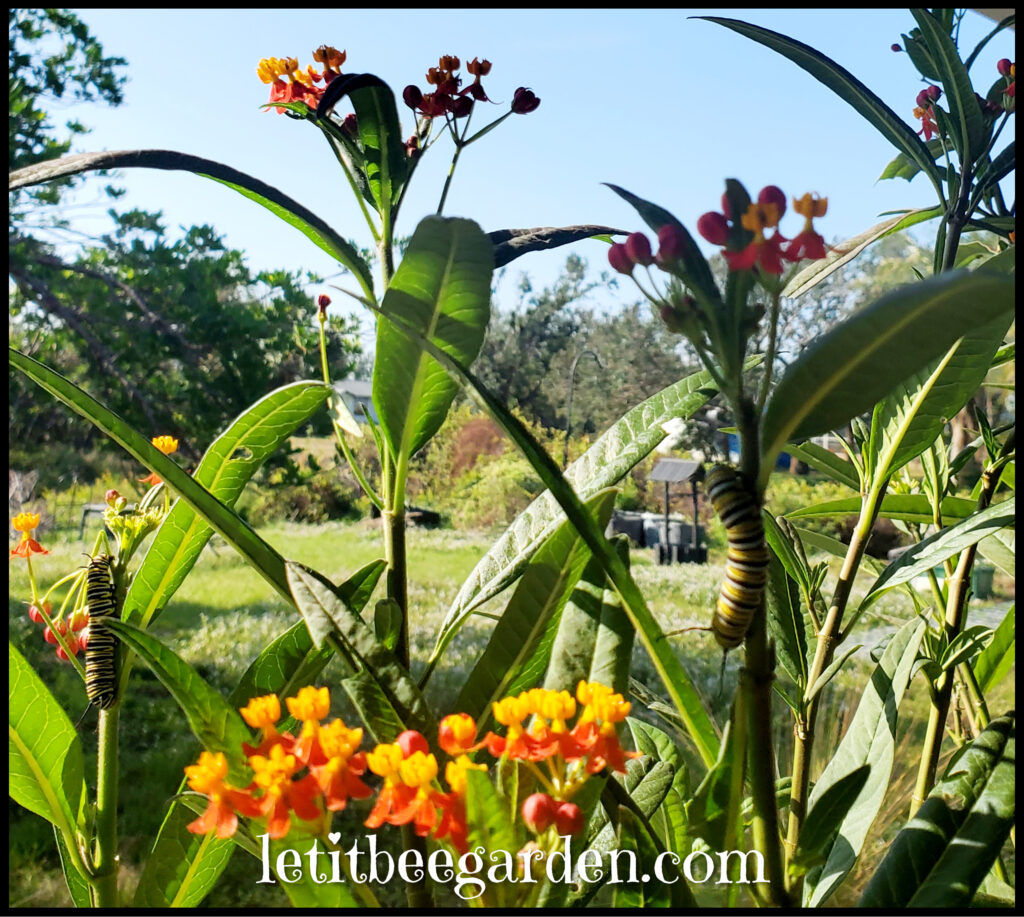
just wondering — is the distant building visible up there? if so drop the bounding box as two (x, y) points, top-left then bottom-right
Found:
(332, 379), (377, 424)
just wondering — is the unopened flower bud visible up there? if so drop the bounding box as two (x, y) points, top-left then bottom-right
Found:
(403, 85), (423, 109)
(340, 113), (358, 137)
(891, 43), (902, 52)
(625, 232), (653, 266)
(607, 243), (634, 275)
(697, 211), (730, 246)
(656, 224), (689, 263)
(757, 185), (787, 220)
(44, 621), (66, 645)
(105, 489), (121, 506)
(317, 293), (331, 318)
(522, 793), (557, 833)
(405, 134), (420, 158)
(70, 609), (90, 632)
(396, 730), (430, 758)
(28, 602), (50, 624)
(997, 58), (1012, 76)
(554, 801), (584, 836)
(451, 95), (473, 118)
(511, 87), (540, 114)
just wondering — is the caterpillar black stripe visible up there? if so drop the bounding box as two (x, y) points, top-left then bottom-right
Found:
(706, 465), (769, 650)
(85, 554), (119, 709)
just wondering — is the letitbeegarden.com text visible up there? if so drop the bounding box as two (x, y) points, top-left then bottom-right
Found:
(257, 833), (768, 900)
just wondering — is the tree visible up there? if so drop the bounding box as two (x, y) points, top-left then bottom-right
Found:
(8, 10), (362, 479)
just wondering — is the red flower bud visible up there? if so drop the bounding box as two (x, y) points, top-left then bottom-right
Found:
(891, 43), (902, 52)
(28, 601), (51, 624)
(553, 801), (584, 836)
(405, 134), (420, 158)
(697, 211), (730, 246)
(624, 232), (653, 266)
(396, 730), (430, 758)
(916, 85), (942, 108)
(56, 634), (80, 661)
(997, 59), (1012, 76)
(105, 489), (121, 506)
(78, 631), (90, 651)
(656, 224), (689, 263)
(451, 95), (474, 118)
(44, 621), (66, 645)
(340, 113), (358, 138)
(511, 87), (540, 114)
(607, 243), (634, 275)
(522, 793), (557, 833)
(757, 185), (787, 220)
(403, 85), (423, 109)
(317, 294), (331, 317)
(70, 609), (90, 632)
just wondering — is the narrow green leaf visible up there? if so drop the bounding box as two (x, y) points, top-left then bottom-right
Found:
(339, 669), (408, 745)
(788, 493), (977, 524)
(804, 618), (927, 906)
(488, 224), (625, 269)
(437, 361), (740, 657)
(700, 17), (945, 193)
(795, 765), (871, 864)
(870, 312), (1013, 477)
(784, 441), (860, 490)
(612, 808), (672, 907)
(317, 73), (409, 220)
(783, 209), (939, 300)
(464, 768), (519, 898)
(9, 348), (293, 603)
(805, 643), (861, 703)
(373, 215), (493, 462)
(544, 538), (633, 696)
(8, 643), (84, 842)
(267, 837), (363, 908)
(286, 562), (436, 740)
(364, 309), (721, 766)
(133, 806), (235, 908)
(973, 604), (1014, 694)
(764, 540), (809, 689)
(862, 498), (1015, 605)
(105, 621), (251, 775)
(8, 149), (374, 295)
(794, 528), (885, 576)
(124, 382), (330, 628)
(54, 826), (92, 908)
(761, 271), (1014, 487)
(877, 141), (945, 182)
(627, 718), (684, 776)
(978, 528), (1014, 576)
(859, 714), (1015, 907)
(975, 140), (1015, 196)
(911, 9), (986, 163)
(568, 757), (676, 906)
(457, 490), (616, 724)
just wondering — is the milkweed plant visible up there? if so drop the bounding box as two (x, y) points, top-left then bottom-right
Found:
(8, 9), (1015, 909)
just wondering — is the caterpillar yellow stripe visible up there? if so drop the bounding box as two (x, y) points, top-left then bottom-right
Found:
(705, 464), (769, 650)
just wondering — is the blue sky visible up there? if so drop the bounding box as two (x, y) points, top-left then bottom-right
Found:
(60, 9), (1013, 333)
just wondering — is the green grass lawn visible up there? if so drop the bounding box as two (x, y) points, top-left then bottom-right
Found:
(9, 520), (1014, 907)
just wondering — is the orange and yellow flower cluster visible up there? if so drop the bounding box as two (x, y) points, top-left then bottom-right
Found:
(184, 681), (635, 852)
(257, 45), (347, 115)
(10, 512), (48, 559)
(185, 687), (371, 839)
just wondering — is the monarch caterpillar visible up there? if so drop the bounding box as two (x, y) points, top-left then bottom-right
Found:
(84, 554), (119, 710)
(706, 464), (769, 650)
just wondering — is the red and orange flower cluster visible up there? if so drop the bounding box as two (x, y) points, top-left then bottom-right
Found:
(257, 45), (347, 114)
(185, 687), (371, 839)
(402, 55), (540, 120)
(184, 681), (635, 852)
(609, 184), (829, 280)
(997, 59), (1015, 112)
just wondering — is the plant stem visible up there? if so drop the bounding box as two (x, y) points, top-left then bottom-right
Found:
(92, 705), (120, 908)
(784, 484), (881, 891)
(436, 142), (463, 216)
(736, 395), (789, 906)
(911, 459), (1003, 813)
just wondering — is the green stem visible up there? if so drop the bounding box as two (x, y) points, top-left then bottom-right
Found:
(92, 705), (120, 907)
(736, 395), (789, 906)
(755, 292), (781, 416)
(436, 142), (464, 216)
(784, 482), (882, 892)
(912, 459), (1003, 813)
